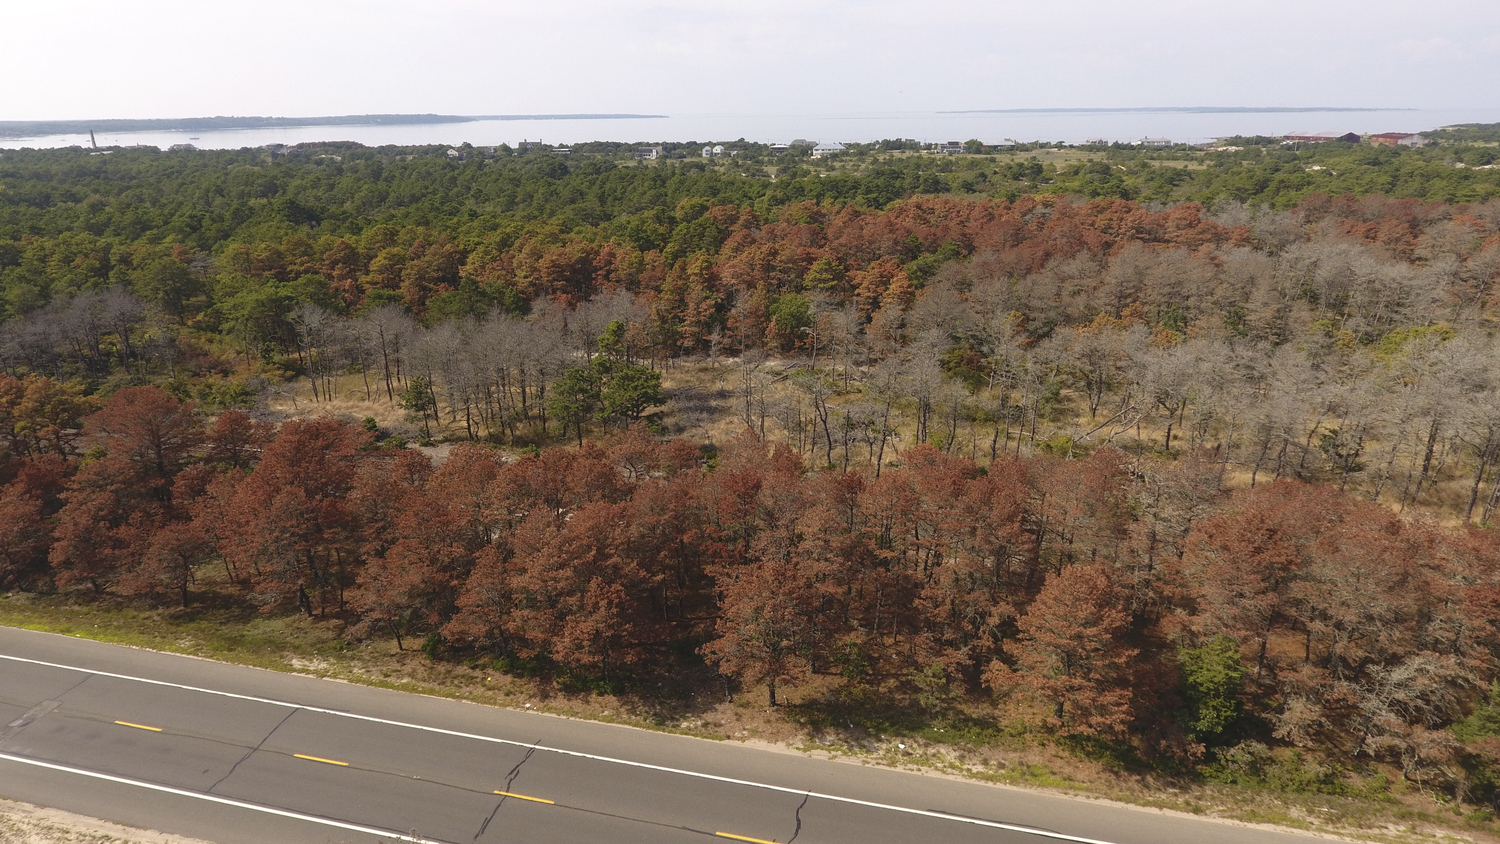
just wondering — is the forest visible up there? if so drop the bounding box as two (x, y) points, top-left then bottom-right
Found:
(4, 133), (1500, 815)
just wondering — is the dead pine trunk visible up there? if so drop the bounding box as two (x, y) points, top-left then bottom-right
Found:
(1466, 446), (1494, 522)
(1409, 417), (1442, 508)
(1482, 475), (1500, 524)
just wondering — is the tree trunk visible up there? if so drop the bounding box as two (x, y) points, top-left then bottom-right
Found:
(1466, 447), (1493, 523)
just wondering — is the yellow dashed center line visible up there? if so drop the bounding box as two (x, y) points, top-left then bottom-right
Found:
(493, 790), (555, 804)
(715, 833), (779, 844)
(293, 753), (349, 766)
(113, 721), (162, 732)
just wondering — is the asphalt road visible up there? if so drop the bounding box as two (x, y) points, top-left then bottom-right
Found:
(0, 627), (1321, 844)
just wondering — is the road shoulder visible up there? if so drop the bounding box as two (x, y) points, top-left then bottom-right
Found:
(0, 797), (214, 844)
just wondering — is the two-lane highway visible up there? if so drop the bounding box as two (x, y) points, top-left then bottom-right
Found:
(0, 627), (1320, 843)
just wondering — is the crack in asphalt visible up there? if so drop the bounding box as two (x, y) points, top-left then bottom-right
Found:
(207, 709), (295, 794)
(5, 671), (96, 742)
(475, 739), (541, 840)
(0, 700), (62, 743)
(501, 739), (541, 792)
(786, 792), (809, 843)
(473, 800), (502, 841)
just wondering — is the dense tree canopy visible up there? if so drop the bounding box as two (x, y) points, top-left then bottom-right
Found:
(7, 135), (1500, 810)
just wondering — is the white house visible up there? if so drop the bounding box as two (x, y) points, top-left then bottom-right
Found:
(1138, 137), (1173, 147)
(936, 141), (965, 154)
(636, 146), (663, 160)
(811, 141), (845, 158)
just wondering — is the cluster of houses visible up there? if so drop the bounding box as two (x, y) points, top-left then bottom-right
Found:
(633, 140), (851, 160)
(768, 139), (847, 158)
(1282, 131), (1429, 147)
(1093, 133), (1434, 149)
(496, 132), (1438, 163)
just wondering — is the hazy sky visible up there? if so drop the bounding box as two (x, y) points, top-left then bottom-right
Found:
(5, 0), (1498, 119)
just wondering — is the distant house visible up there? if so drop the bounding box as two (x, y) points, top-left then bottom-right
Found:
(516, 140), (547, 152)
(713, 144), (725, 156)
(702, 145), (714, 157)
(1370, 132), (1429, 148)
(769, 143), (791, 153)
(811, 141), (845, 158)
(551, 147), (571, 156)
(936, 141), (965, 154)
(636, 146), (663, 160)
(1138, 137), (1173, 147)
(446, 148), (465, 160)
(789, 139), (814, 148)
(1083, 137), (1110, 146)
(1283, 132), (1360, 143)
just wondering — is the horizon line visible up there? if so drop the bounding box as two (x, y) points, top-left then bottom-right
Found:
(942, 106), (1419, 115)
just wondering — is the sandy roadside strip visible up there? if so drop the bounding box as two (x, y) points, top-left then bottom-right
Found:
(0, 798), (213, 844)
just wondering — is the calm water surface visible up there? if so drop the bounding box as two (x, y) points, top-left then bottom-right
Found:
(4, 109), (1499, 151)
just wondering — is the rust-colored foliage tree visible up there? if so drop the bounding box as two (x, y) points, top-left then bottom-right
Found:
(117, 520), (213, 608)
(351, 445), (504, 648)
(218, 418), (369, 615)
(991, 563), (1137, 737)
(703, 553), (817, 706)
(49, 456), (157, 594)
(543, 502), (653, 677)
(0, 456), (68, 589)
(915, 456), (1035, 689)
(85, 386), (203, 499)
(203, 409), (272, 470)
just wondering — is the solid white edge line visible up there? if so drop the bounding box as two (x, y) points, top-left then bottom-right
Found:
(0, 751), (442, 844)
(0, 652), (1117, 844)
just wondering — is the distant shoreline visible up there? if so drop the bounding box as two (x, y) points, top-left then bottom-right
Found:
(942, 106), (1417, 115)
(0, 113), (669, 138)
